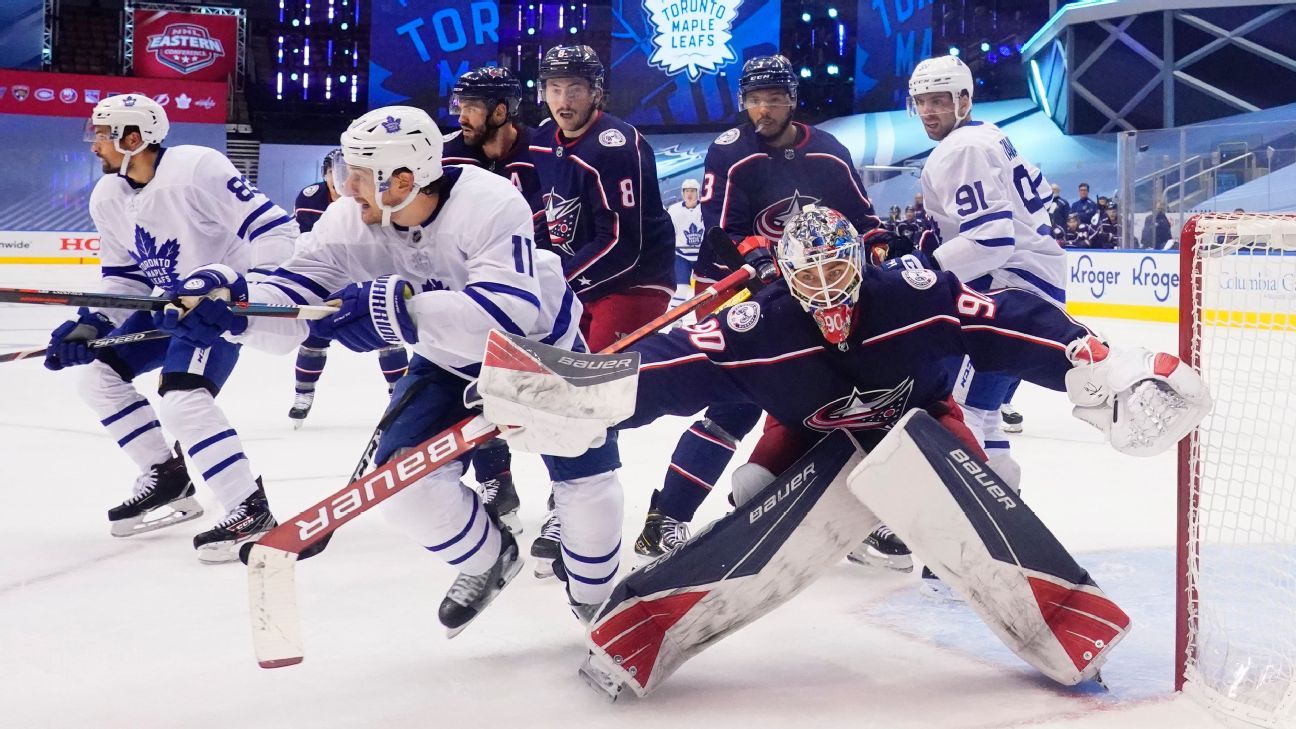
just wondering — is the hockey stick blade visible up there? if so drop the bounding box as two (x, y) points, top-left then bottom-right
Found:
(244, 265), (755, 668)
(0, 328), (172, 364)
(0, 287), (337, 319)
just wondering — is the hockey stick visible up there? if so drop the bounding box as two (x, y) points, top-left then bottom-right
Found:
(0, 287), (336, 320)
(0, 328), (171, 364)
(245, 261), (757, 668)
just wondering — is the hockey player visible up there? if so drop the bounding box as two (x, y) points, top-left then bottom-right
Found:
(666, 178), (704, 306)
(440, 65), (550, 526)
(1091, 203), (1120, 249)
(529, 45), (675, 572)
(45, 94), (298, 561)
(164, 106), (623, 630)
(1058, 212), (1094, 248)
(287, 148), (409, 428)
(636, 54), (892, 563)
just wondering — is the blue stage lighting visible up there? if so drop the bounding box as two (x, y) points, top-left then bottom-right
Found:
(799, 67), (812, 79)
(979, 41), (990, 52)
(801, 12), (811, 22)
(826, 64), (839, 75)
(949, 47), (959, 57)
(999, 45), (1011, 57)
(827, 7), (838, 18)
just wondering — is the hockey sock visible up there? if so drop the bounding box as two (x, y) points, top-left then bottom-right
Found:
(554, 471), (623, 605)
(158, 388), (258, 513)
(659, 408), (760, 522)
(471, 437), (512, 484)
(294, 339), (329, 393)
(378, 460), (503, 575)
(78, 361), (173, 470)
(377, 345), (409, 387)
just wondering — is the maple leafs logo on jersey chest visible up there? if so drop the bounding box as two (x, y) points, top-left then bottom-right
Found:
(132, 225), (180, 291)
(683, 221), (704, 247)
(803, 379), (913, 432)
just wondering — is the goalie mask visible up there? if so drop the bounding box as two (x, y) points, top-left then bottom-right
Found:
(336, 106), (443, 227)
(777, 206), (865, 344)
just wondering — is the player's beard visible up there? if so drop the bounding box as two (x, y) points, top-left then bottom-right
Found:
(752, 111), (793, 142)
(462, 116), (507, 148)
(98, 155), (120, 174)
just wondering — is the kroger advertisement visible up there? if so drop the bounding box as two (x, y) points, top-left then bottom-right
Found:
(609, 0), (781, 127)
(368, 0), (500, 123)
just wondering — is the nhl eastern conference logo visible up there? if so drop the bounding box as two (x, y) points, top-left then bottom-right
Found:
(146, 23), (226, 75)
(643, 0), (742, 81)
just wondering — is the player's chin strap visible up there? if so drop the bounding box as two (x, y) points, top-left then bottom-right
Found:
(375, 170), (421, 227)
(1063, 335), (1212, 457)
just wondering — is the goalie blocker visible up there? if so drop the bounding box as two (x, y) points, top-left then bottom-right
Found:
(582, 411), (1129, 699)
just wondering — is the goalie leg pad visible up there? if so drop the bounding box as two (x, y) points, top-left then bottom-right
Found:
(585, 430), (876, 697)
(847, 410), (1130, 686)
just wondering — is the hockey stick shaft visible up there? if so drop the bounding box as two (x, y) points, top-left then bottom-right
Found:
(0, 287), (336, 320)
(246, 264), (756, 668)
(0, 328), (171, 364)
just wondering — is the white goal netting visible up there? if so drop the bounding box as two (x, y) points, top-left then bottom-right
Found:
(1181, 212), (1296, 728)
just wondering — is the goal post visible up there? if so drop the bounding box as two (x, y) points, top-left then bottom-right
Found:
(1177, 212), (1296, 728)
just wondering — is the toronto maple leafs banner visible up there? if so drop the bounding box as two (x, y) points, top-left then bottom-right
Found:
(132, 10), (239, 82)
(854, 0), (933, 112)
(367, 0), (500, 123)
(608, 0), (780, 127)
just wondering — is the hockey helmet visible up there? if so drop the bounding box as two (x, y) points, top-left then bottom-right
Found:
(450, 66), (523, 117)
(85, 94), (170, 175)
(739, 55), (798, 105)
(321, 147), (341, 178)
(681, 178), (700, 191)
(336, 105), (443, 226)
(539, 45), (605, 89)
(777, 205), (865, 344)
(907, 55), (974, 121)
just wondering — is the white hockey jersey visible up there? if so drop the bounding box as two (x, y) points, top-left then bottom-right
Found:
(92, 145), (299, 310)
(667, 201), (705, 262)
(922, 121), (1066, 303)
(242, 165), (583, 378)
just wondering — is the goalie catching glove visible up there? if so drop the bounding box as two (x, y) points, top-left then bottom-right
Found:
(1064, 335), (1211, 456)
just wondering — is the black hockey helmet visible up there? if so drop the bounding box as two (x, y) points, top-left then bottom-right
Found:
(739, 54), (798, 99)
(321, 147), (341, 178)
(450, 66), (522, 117)
(538, 45), (605, 89)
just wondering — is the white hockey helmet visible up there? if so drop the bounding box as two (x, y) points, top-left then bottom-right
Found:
(337, 105), (444, 226)
(85, 94), (170, 174)
(907, 55), (974, 121)
(777, 205), (865, 344)
(681, 178), (700, 191)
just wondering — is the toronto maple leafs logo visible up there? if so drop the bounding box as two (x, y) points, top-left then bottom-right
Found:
(132, 226), (180, 291)
(543, 189), (582, 256)
(643, 0), (741, 81)
(754, 190), (821, 242)
(803, 379), (914, 432)
(382, 115), (402, 133)
(123, 95), (137, 107)
(683, 221), (704, 247)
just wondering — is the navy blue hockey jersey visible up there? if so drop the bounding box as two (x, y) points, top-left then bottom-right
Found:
(531, 111), (675, 300)
(623, 268), (1092, 448)
(694, 122), (881, 283)
(442, 124), (548, 246)
(293, 180), (331, 233)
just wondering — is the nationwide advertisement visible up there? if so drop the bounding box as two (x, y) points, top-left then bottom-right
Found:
(0, 69), (227, 123)
(131, 10), (239, 82)
(0, 231), (101, 264)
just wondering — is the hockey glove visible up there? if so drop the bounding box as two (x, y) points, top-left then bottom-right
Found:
(881, 252), (938, 273)
(160, 264), (250, 348)
(310, 275), (418, 353)
(859, 228), (898, 265)
(44, 307), (114, 370)
(737, 234), (779, 284)
(1064, 335), (1212, 457)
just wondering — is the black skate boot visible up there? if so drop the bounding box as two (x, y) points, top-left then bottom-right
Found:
(919, 565), (962, 602)
(438, 525), (523, 637)
(847, 525), (913, 572)
(479, 472), (522, 535)
(1000, 403), (1024, 433)
(193, 479), (277, 564)
(633, 492), (691, 558)
(108, 449), (203, 537)
(530, 507), (561, 579)
(288, 390), (314, 429)
(551, 559), (601, 625)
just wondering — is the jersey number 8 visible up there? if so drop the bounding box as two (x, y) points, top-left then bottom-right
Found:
(227, 175), (262, 202)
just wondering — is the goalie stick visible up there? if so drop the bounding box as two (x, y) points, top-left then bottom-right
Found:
(244, 251), (757, 669)
(0, 328), (170, 364)
(0, 287), (336, 320)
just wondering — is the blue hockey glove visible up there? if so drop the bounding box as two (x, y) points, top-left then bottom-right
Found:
(309, 275), (418, 353)
(44, 307), (114, 370)
(881, 252), (938, 273)
(159, 264), (250, 348)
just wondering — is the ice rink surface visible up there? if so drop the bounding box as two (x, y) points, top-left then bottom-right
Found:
(0, 265), (1226, 728)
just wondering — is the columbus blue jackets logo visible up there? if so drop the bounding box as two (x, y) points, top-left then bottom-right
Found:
(543, 190), (581, 256)
(754, 190), (820, 242)
(145, 23), (226, 75)
(132, 226), (180, 290)
(803, 379), (913, 432)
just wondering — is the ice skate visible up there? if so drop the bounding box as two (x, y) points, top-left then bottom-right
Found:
(288, 390), (314, 430)
(633, 507), (690, 559)
(1000, 403), (1024, 433)
(530, 505), (561, 579)
(478, 472), (521, 535)
(439, 527), (523, 638)
(847, 525), (914, 572)
(108, 450), (203, 537)
(193, 479), (277, 564)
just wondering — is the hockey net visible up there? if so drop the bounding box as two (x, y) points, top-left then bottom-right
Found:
(1178, 212), (1296, 727)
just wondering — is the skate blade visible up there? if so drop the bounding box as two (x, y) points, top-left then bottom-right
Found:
(496, 510), (523, 536)
(531, 557), (555, 579)
(445, 555), (525, 639)
(579, 654), (626, 702)
(1001, 423), (1023, 434)
(198, 530), (273, 565)
(291, 419), (305, 431)
(846, 546), (914, 573)
(918, 577), (964, 603)
(110, 497), (204, 537)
